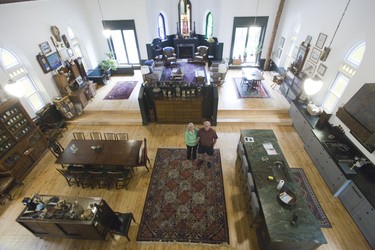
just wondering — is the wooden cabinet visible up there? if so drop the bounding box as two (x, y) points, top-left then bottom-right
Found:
(154, 97), (203, 124)
(280, 72), (303, 103)
(16, 195), (108, 240)
(69, 88), (88, 109)
(339, 182), (375, 248)
(0, 99), (47, 181)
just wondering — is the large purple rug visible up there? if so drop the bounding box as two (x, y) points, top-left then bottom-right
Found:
(103, 81), (137, 100)
(291, 168), (332, 228)
(137, 148), (229, 244)
(160, 62), (207, 84)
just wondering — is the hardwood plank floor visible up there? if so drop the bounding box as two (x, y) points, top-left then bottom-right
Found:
(0, 69), (371, 249)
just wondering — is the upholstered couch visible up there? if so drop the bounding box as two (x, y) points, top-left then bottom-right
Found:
(141, 59), (164, 83)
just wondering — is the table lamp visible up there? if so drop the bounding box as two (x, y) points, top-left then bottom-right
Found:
(299, 75), (323, 103)
(218, 63), (227, 86)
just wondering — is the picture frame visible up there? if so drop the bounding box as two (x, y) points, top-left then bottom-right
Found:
(36, 53), (51, 74)
(304, 60), (316, 76)
(305, 35), (312, 46)
(39, 41), (52, 55)
(310, 47), (321, 64)
(279, 37), (285, 48)
(277, 48), (282, 58)
(316, 33), (327, 49)
(317, 63), (327, 76)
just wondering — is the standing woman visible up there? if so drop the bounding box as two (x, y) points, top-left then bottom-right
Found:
(185, 122), (199, 161)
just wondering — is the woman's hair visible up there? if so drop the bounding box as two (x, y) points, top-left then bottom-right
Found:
(187, 122), (195, 129)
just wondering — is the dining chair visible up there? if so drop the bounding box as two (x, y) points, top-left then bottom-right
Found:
(0, 171), (15, 205)
(236, 141), (245, 168)
(73, 132), (86, 140)
(107, 169), (132, 190)
(90, 132), (103, 140)
(132, 138), (151, 172)
(94, 200), (136, 241)
(70, 170), (93, 189)
(88, 170), (109, 189)
(56, 168), (79, 187)
(116, 133), (129, 140)
(104, 133), (117, 140)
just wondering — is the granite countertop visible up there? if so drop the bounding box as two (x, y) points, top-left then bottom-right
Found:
(241, 129), (327, 245)
(292, 101), (375, 208)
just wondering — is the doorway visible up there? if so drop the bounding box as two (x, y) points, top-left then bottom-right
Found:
(230, 17), (268, 66)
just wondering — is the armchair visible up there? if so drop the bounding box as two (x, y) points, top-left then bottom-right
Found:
(194, 46), (208, 62)
(163, 47), (177, 65)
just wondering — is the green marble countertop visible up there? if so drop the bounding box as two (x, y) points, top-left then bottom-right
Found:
(241, 129), (327, 244)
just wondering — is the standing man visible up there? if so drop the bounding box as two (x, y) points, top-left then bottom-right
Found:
(197, 121), (218, 168)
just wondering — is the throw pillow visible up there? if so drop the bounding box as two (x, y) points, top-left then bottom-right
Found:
(144, 60), (154, 66)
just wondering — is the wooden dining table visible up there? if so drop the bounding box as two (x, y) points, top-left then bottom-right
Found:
(242, 68), (265, 91)
(55, 139), (143, 167)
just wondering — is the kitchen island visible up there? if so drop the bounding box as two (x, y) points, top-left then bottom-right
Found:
(241, 129), (327, 250)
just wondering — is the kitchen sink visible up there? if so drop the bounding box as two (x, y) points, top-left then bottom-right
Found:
(272, 161), (292, 182)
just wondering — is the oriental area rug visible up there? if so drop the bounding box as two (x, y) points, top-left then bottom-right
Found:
(291, 168), (332, 228)
(103, 81), (137, 100)
(232, 77), (270, 98)
(160, 62), (207, 84)
(137, 148), (229, 245)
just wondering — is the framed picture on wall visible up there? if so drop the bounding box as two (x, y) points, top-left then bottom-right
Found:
(39, 41), (52, 55)
(304, 60), (316, 76)
(317, 63), (327, 76)
(305, 35), (312, 46)
(316, 33), (327, 49)
(310, 47), (321, 64)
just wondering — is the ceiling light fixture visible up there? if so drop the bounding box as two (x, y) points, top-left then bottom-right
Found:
(98, 0), (111, 38)
(320, 0), (351, 61)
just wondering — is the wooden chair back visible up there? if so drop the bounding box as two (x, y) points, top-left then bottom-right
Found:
(90, 132), (103, 140)
(73, 132), (86, 140)
(104, 133), (117, 140)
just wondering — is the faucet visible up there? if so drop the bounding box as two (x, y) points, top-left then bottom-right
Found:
(351, 156), (372, 169)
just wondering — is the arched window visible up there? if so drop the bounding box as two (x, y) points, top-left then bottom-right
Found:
(322, 41), (366, 113)
(157, 13), (166, 40)
(0, 48), (45, 112)
(205, 12), (213, 38)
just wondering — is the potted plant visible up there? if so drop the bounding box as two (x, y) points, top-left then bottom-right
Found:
(99, 52), (117, 79)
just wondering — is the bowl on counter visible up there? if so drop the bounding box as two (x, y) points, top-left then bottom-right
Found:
(277, 188), (297, 208)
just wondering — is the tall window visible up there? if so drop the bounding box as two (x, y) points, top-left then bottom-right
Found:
(104, 20), (141, 65)
(157, 13), (166, 40)
(322, 41), (365, 113)
(0, 48), (45, 112)
(205, 12), (213, 38)
(284, 24), (300, 69)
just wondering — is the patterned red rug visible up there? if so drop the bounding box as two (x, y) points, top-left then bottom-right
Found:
(291, 168), (332, 228)
(103, 81), (137, 100)
(232, 77), (270, 98)
(137, 148), (229, 245)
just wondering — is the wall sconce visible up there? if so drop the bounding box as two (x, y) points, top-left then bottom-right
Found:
(4, 78), (24, 98)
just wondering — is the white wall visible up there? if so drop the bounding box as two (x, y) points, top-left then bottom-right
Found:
(273, 0), (375, 161)
(0, 0), (100, 115)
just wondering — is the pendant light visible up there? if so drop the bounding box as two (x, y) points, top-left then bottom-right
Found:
(98, 0), (111, 38)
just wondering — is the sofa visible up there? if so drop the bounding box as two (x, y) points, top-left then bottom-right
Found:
(141, 59), (164, 83)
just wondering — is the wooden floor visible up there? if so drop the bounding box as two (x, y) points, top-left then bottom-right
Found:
(0, 68), (371, 250)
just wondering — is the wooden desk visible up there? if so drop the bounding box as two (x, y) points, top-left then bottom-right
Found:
(241, 129), (327, 250)
(55, 139), (142, 166)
